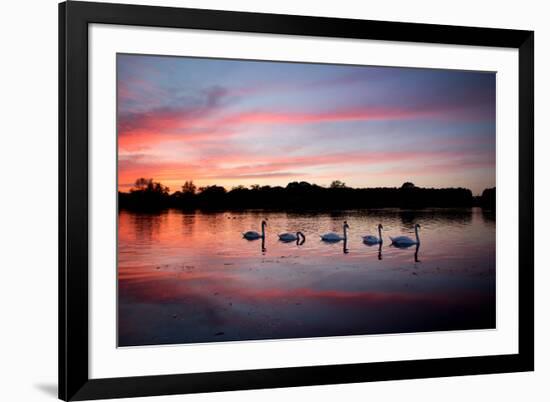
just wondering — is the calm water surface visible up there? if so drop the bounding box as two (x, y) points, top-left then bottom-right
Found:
(118, 208), (495, 346)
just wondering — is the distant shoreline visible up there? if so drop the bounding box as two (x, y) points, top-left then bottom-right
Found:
(118, 206), (495, 216)
(118, 179), (496, 212)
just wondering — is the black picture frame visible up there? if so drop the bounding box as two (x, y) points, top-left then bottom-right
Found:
(59, 1), (534, 400)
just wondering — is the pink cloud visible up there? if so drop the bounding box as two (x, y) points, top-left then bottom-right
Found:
(217, 106), (434, 127)
(118, 98), (491, 153)
(118, 149), (489, 192)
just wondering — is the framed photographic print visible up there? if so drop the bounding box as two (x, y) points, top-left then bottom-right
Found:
(59, 1), (534, 400)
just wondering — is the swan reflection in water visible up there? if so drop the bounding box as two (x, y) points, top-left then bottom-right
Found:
(363, 237), (383, 260)
(391, 241), (421, 262)
(243, 231), (266, 252)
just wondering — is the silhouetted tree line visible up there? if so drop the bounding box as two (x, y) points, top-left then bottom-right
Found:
(473, 187), (496, 210)
(119, 178), (496, 212)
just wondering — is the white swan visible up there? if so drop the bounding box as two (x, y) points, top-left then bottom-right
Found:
(243, 220), (267, 240)
(363, 224), (383, 245)
(321, 221), (349, 242)
(278, 231), (305, 242)
(390, 223), (421, 247)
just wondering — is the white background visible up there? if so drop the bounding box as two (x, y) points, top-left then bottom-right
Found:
(0, 0), (546, 401)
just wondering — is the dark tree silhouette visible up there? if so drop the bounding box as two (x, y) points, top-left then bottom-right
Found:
(118, 178), (170, 210)
(196, 185), (227, 208)
(119, 178), (494, 212)
(330, 180), (347, 189)
(130, 178), (170, 194)
(481, 187), (496, 210)
(181, 180), (196, 195)
(198, 185), (226, 195)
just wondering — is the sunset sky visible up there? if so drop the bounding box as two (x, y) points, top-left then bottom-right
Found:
(117, 54), (496, 195)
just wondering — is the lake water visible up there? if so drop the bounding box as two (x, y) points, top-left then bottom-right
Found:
(118, 208), (496, 347)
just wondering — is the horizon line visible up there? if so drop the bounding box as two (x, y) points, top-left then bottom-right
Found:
(119, 178), (495, 197)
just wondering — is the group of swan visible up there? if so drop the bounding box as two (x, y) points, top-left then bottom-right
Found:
(243, 220), (306, 244)
(321, 221), (420, 247)
(243, 220), (421, 247)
